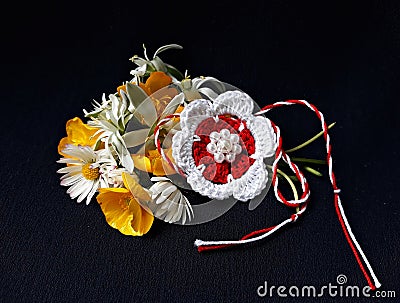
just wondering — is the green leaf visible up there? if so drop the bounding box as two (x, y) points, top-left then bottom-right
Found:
(153, 44), (183, 58)
(111, 133), (134, 173)
(145, 94), (183, 139)
(165, 64), (185, 81)
(134, 98), (158, 127)
(151, 56), (167, 72)
(130, 55), (147, 66)
(126, 82), (157, 127)
(161, 93), (185, 118)
(123, 128), (150, 148)
(93, 138), (103, 151)
(126, 82), (148, 109)
(198, 87), (218, 100)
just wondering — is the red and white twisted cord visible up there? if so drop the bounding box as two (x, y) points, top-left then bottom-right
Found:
(154, 101), (380, 290)
(270, 121), (310, 207)
(195, 99), (380, 290)
(258, 100), (380, 289)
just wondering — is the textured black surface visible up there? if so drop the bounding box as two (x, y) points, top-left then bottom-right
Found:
(1, 1), (399, 302)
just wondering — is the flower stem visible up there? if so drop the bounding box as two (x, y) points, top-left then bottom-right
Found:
(303, 166), (323, 177)
(285, 122), (336, 153)
(290, 157), (327, 165)
(276, 168), (299, 201)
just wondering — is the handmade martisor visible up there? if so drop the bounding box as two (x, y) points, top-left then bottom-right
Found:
(57, 44), (380, 290)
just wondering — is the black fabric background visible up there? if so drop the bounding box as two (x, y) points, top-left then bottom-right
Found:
(1, 1), (399, 302)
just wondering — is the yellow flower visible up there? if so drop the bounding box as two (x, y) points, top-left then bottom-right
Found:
(117, 71), (177, 117)
(117, 71), (172, 97)
(117, 71), (182, 176)
(139, 71), (172, 96)
(131, 148), (177, 176)
(97, 173), (154, 236)
(141, 71), (178, 117)
(58, 117), (99, 157)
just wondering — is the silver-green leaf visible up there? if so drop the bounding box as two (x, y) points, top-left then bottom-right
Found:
(153, 44), (183, 58)
(126, 82), (148, 109)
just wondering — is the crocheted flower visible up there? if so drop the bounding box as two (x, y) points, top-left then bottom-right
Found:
(172, 90), (277, 201)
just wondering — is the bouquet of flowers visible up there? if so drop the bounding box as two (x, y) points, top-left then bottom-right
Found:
(56, 44), (380, 290)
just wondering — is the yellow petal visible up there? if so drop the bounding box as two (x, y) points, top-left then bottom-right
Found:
(99, 187), (130, 194)
(131, 154), (152, 172)
(122, 172), (152, 203)
(128, 198), (154, 235)
(57, 137), (70, 157)
(58, 117), (99, 156)
(117, 84), (127, 96)
(139, 82), (151, 96)
(151, 157), (174, 176)
(131, 149), (177, 176)
(149, 149), (177, 176)
(97, 188), (142, 236)
(143, 71), (172, 95)
(66, 117), (98, 146)
(150, 87), (179, 116)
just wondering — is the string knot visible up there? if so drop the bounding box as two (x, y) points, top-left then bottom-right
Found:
(333, 188), (341, 194)
(290, 214), (299, 222)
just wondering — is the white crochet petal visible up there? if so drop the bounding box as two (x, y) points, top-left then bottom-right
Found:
(186, 171), (233, 200)
(233, 159), (268, 201)
(213, 90), (254, 118)
(171, 130), (196, 172)
(179, 99), (214, 132)
(246, 115), (277, 158)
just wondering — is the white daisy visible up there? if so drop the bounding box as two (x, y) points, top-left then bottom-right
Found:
(57, 144), (117, 204)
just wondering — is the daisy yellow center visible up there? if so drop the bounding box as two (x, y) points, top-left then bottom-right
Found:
(81, 163), (100, 180)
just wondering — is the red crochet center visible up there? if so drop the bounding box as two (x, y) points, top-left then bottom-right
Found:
(192, 115), (256, 184)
